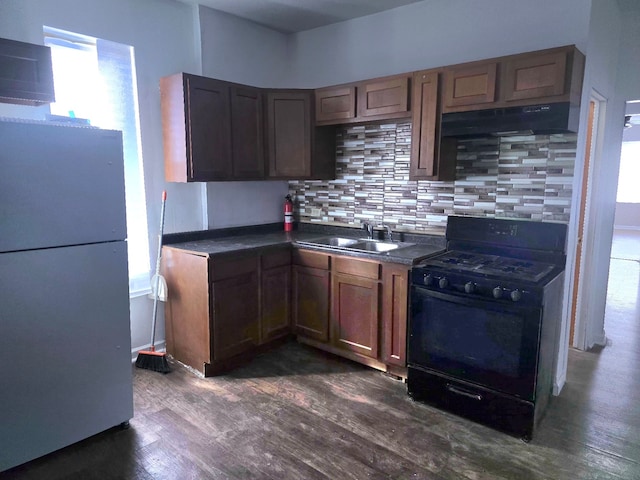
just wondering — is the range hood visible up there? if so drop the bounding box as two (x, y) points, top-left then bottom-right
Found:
(441, 102), (579, 137)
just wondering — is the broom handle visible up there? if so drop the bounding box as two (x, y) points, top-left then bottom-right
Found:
(150, 190), (167, 350)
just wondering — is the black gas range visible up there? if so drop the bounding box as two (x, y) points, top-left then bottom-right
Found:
(407, 215), (567, 441)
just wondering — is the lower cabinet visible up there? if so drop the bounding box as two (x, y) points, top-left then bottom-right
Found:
(292, 250), (330, 341)
(331, 256), (380, 359)
(293, 249), (410, 376)
(163, 243), (409, 377)
(210, 256), (260, 362)
(381, 263), (410, 367)
(163, 245), (291, 376)
(261, 249), (292, 343)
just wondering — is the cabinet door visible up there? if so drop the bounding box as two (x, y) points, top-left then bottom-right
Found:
(331, 272), (380, 358)
(357, 76), (409, 117)
(381, 264), (409, 367)
(503, 51), (567, 102)
(185, 75), (232, 181)
(261, 248), (292, 343)
(230, 86), (265, 179)
(315, 86), (356, 123)
(292, 265), (330, 341)
(162, 248), (212, 373)
(444, 63), (497, 109)
(410, 70), (457, 181)
(211, 259), (260, 361)
(0, 37), (54, 105)
(266, 90), (312, 178)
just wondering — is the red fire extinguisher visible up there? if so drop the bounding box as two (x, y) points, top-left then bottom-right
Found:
(284, 194), (294, 232)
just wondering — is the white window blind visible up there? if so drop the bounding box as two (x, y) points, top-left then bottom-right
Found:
(44, 26), (151, 296)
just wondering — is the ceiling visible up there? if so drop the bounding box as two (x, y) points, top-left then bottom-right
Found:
(181, 0), (426, 33)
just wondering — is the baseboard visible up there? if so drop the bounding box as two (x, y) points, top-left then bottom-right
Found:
(614, 225), (640, 232)
(553, 370), (566, 396)
(131, 341), (167, 363)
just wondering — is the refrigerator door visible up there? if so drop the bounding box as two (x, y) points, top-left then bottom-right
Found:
(0, 241), (133, 471)
(0, 121), (127, 253)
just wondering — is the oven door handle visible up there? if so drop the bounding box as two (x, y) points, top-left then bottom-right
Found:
(446, 383), (482, 401)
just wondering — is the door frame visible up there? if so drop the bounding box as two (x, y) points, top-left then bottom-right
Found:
(555, 89), (607, 395)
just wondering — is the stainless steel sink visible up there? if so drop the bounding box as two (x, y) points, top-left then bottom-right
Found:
(297, 236), (360, 248)
(347, 240), (400, 253)
(297, 236), (412, 254)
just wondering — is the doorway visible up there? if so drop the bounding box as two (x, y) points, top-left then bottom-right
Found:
(569, 92), (607, 350)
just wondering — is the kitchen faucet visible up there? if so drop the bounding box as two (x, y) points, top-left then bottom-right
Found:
(362, 222), (373, 239)
(382, 224), (393, 242)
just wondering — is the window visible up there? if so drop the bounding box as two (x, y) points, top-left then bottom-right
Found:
(617, 141), (640, 203)
(44, 26), (151, 295)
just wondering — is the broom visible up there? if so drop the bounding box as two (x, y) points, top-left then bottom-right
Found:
(136, 190), (170, 373)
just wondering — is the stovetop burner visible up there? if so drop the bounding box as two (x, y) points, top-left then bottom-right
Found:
(424, 250), (556, 283)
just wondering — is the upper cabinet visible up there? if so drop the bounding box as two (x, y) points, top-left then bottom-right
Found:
(265, 90), (312, 178)
(502, 50), (570, 102)
(161, 74), (335, 182)
(265, 89), (336, 180)
(315, 74), (411, 126)
(315, 86), (356, 123)
(357, 75), (410, 118)
(0, 37), (55, 106)
(444, 62), (497, 109)
(410, 70), (456, 181)
(161, 73), (233, 182)
(161, 45), (583, 183)
(230, 85), (265, 179)
(443, 45), (584, 113)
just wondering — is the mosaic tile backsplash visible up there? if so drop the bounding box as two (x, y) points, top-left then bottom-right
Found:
(288, 122), (577, 234)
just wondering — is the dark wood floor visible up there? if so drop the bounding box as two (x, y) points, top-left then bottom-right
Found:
(2, 236), (639, 479)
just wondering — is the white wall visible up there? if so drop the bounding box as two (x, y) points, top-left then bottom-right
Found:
(287, 0), (591, 87)
(0, 0), (204, 355)
(198, 6), (290, 229)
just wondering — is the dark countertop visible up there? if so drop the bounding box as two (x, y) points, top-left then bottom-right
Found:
(164, 223), (446, 266)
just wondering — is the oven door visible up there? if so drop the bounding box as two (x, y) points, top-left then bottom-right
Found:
(408, 286), (542, 400)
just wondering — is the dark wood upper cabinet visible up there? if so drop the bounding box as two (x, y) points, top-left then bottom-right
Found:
(265, 90), (312, 178)
(230, 85), (265, 179)
(444, 62), (497, 109)
(503, 50), (568, 102)
(410, 70), (456, 181)
(443, 45), (584, 113)
(161, 73), (232, 182)
(265, 90), (336, 180)
(315, 86), (356, 123)
(357, 75), (410, 118)
(0, 37), (55, 106)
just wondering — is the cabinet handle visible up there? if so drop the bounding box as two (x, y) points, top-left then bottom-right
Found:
(446, 383), (482, 401)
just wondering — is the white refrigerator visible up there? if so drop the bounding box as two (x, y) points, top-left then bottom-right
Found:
(0, 119), (134, 471)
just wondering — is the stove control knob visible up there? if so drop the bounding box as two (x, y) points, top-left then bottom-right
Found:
(492, 287), (503, 299)
(510, 289), (522, 302)
(438, 277), (449, 289)
(464, 282), (475, 294)
(423, 274), (434, 286)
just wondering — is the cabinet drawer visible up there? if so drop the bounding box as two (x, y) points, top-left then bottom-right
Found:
(293, 249), (330, 270)
(333, 256), (380, 280)
(261, 248), (291, 270)
(210, 255), (258, 281)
